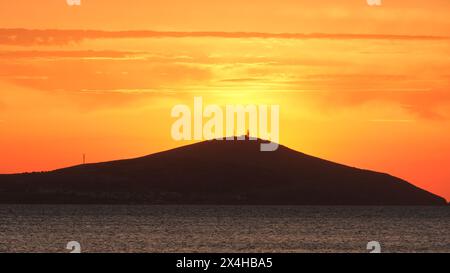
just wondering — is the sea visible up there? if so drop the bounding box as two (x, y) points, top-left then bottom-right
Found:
(0, 205), (448, 253)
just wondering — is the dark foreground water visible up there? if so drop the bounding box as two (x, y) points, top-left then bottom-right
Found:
(0, 205), (448, 253)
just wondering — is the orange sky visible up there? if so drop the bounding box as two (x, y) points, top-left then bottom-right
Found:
(0, 0), (449, 200)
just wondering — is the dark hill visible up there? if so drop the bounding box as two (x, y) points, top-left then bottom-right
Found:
(0, 139), (446, 205)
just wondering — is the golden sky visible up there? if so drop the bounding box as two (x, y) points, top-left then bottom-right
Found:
(0, 0), (450, 200)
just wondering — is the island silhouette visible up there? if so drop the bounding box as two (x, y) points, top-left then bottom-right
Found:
(0, 138), (446, 205)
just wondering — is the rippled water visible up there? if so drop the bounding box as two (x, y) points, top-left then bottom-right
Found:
(0, 205), (448, 253)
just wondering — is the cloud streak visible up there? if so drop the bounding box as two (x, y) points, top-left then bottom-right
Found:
(0, 50), (142, 59)
(1, 29), (449, 46)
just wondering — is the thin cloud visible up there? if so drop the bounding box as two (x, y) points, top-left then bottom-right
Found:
(369, 119), (415, 123)
(1, 29), (449, 46)
(0, 50), (143, 59)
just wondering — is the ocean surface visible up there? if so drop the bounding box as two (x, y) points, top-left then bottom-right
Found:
(0, 205), (448, 253)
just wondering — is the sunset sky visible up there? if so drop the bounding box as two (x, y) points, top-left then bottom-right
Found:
(0, 0), (449, 200)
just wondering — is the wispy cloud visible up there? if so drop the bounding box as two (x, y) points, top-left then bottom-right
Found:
(369, 119), (415, 123)
(0, 50), (144, 59)
(1, 29), (449, 46)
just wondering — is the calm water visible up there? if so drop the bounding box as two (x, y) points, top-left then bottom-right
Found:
(0, 205), (448, 253)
